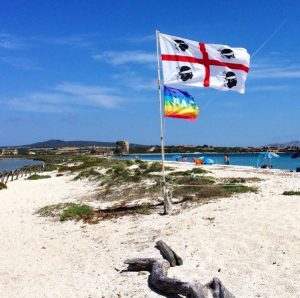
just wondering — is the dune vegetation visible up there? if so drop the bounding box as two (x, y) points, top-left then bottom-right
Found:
(36, 156), (258, 223)
(0, 182), (7, 190)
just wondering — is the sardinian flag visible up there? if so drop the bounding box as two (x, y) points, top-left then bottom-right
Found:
(159, 33), (250, 93)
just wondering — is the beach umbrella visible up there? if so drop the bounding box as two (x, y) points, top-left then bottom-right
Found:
(267, 152), (279, 158)
(257, 151), (279, 168)
(199, 156), (215, 164)
(291, 151), (300, 159)
(258, 151), (279, 158)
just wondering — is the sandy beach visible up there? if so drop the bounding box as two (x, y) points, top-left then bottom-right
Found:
(0, 163), (299, 297)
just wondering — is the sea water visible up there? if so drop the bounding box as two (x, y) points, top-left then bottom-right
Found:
(123, 153), (300, 171)
(0, 158), (43, 173)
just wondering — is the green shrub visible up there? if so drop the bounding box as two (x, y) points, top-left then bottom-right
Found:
(135, 159), (144, 164)
(66, 157), (118, 172)
(137, 161), (148, 170)
(0, 182), (7, 190)
(27, 174), (51, 180)
(168, 168), (207, 177)
(37, 203), (67, 217)
(173, 183), (257, 200)
(60, 204), (93, 221)
(132, 168), (142, 182)
(224, 177), (246, 183)
(45, 164), (58, 171)
(144, 162), (162, 173)
(58, 165), (70, 172)
(221, 184), (257, 193)
(222, 177), (262, 184)
(168, 171), (190, 176)
(195, 185), (228, 198)
(189, 168), (207, 174)
(282, 191), (300, 196)
(112, 163), (127, 174)
(74, 169), (103, 180)
(125, 160), (134, 166)
(172, 175), (215, 186)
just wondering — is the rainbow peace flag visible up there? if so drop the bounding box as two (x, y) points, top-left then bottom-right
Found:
(164, 85), (200, 120)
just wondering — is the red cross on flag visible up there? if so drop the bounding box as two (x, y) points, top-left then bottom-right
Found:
(159, 33), (250, 94)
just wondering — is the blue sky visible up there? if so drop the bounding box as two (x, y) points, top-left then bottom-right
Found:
(1, 0), (299, 146)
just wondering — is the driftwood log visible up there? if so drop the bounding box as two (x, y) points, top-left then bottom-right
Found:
(124, 240), (235, 298)
(206, 277), (235, 298)
(156, 240), (183, 267)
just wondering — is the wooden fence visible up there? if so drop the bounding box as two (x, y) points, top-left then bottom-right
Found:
(0, 163), (50, 184)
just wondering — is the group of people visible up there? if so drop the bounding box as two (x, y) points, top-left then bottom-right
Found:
(224, 154), (230, 165)
(175, 157), (188, 162)
(174, 155), (230, 165)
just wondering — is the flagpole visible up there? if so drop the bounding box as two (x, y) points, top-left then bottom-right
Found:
(156, 29), (171, 215)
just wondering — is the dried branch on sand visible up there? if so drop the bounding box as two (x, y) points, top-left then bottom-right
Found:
(124, 240), (235, 298)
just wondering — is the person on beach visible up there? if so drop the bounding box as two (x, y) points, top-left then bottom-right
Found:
(224, 155), (228, 165)
(224, 155), (230, 165)
(226, 155), (230, 165)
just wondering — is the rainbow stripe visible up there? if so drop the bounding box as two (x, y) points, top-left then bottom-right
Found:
(164, 85), (200, 120)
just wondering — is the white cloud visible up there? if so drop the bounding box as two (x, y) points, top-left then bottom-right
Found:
(112, 71), (156, 91)
(249, 85), (290, 91)
(93, 50), (156, 65)
(7, 93), (69, 113)
(4, 83), (124, 113)
(41, 35), (94, 48)
(126, 35), (156, 43)
(251, 66), (300, 79)
(0, 33), (100, 50)
(250, 57), (300, 79)
(0, 34), (26, 49)
(0, 56), (41, 70)
(55, 83), (122, 108)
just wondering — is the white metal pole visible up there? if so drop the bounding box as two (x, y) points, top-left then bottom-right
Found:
(156, 29), (169, 213)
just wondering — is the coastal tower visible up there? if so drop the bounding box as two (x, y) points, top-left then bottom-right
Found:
(115, 141), (129, 156)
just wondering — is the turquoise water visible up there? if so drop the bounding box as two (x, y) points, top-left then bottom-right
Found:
(1, 154), (299, 172)
(123, 153), (300, 171)
(0, 159), (43, 173)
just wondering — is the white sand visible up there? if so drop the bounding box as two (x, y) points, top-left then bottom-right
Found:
(0, 164), (299, 297)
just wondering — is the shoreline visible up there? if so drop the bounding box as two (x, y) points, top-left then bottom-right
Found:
(0, 158), (44, 174)
(130, 151), (295, 155)
(136, 156), (298, 172)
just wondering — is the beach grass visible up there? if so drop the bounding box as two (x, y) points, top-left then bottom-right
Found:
(222, 177), (262, 184)
(37, 201), (156, 223)
(168, 168), (208, 176)
(171, 170), (257, 201)
(37, 203), (94, 222)
(0, 182), (7, 190)
(282, 191), (300, 196)
(27, 174), (51, 180)
(60, 204), (93, 221)
(221, 184), (257, 193)
(36, 156), (260, 222)
(74, 169), (104, 180)
(37, 203), (68, 217)
(70, 158), (257, 207)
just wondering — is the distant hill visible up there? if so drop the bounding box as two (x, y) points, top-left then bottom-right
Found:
(24, 139), (146, 148)
(25, 139), (115, 148)
(268, 140), (300, 148)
